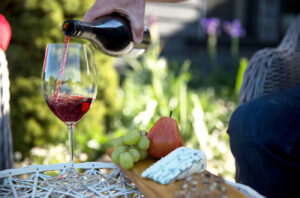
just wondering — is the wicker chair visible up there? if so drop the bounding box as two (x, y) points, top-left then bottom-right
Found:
(239, 14), (300, 104)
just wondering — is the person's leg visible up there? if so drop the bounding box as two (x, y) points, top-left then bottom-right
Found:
(227, 85), (300, 198)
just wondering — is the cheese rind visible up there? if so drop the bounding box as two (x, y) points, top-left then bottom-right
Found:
(141, 147), (206, 184)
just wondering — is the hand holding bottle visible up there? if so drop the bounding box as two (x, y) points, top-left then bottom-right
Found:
(83, 0), (186, 44)
(83, 0), (146, 44)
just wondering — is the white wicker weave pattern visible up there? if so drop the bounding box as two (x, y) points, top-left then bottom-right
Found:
(0, 162), (142, 198)
(239, 14), (300, 104)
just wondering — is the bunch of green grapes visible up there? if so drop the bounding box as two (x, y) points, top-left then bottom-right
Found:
(111, 131), (150, 169)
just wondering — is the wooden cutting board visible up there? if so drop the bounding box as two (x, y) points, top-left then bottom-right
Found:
(106, 148), (247, 198)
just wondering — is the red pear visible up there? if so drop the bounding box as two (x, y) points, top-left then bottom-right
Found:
(147, 111), (183, 159)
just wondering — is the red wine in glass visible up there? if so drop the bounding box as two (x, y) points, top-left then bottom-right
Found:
(46, 95), (93, 123)
(42, 42), (97, 188)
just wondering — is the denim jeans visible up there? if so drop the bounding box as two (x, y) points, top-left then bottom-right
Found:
(227, 85), (300, 198)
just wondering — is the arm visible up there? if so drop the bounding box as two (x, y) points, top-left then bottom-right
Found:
(83, 0), (186, 43)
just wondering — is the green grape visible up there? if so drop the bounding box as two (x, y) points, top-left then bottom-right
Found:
(138, 135), (150, 150)
(111, 146), (126, 164)
(139, 149), (148, 160)
(120, 152), (134, 170)
(123, 130), (140, 145)
(128, 147), (141, 162)
(113, 137), (124, 148)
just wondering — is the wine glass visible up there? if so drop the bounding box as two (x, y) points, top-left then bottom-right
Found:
(41, 43), (97, 188)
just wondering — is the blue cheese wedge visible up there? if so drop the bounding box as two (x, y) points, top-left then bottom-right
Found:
(141, 147), (206, 184)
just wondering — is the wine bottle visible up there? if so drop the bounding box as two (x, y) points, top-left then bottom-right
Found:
(62, 14), (151, 58)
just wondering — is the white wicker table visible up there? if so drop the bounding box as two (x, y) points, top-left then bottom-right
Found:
(0, 162), (266, 198)
(0, 162), (142, 198)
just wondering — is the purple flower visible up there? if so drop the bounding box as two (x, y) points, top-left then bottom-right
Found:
(200, 17), (221, 36)
(223, 19), (245, 38)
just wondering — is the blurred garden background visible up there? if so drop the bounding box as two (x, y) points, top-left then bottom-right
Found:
(1, 0), (299, 181)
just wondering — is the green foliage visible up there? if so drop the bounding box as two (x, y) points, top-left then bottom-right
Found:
(235, 58), (248, 98)
(1, 0), (119, 160)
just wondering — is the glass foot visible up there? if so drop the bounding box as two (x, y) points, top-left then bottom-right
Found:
(45, 168), (98, 190)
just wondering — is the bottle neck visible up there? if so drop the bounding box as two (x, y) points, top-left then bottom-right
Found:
(62, 20), (92, 37)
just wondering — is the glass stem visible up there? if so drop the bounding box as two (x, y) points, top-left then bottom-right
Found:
(67, 123), (76, 170)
